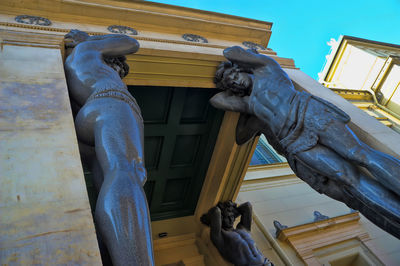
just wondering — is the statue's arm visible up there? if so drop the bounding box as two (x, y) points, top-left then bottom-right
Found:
(223, 46), (270, 68)
(85, 34), (139, 57)
(237, 202), (252, 231)
(209, 207), (224, 247)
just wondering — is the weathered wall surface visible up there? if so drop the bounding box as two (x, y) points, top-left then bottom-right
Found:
(0, 44), (101, 264)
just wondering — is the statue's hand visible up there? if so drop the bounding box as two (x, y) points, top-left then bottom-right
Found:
(64, 30), (90, 49)
(64, 37), (78, 49)
(210, 90), (251, 115)
(223, 46), (264, 69)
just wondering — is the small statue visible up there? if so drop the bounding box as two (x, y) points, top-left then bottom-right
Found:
(64, 30), (154, 266)
(210, 46), (400, 239)
(201, 201), (273, 266)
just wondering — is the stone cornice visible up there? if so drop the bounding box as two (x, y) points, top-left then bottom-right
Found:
(0, 0), (272, 46)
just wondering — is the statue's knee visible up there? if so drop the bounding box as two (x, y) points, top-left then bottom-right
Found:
(115, 161), (146, 183)
(348, 146), (369, 163)
(339, 164), (359, 185)
(95, 200), (112, 223)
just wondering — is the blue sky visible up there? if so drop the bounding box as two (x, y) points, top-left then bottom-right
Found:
(149, 0), (400, 80)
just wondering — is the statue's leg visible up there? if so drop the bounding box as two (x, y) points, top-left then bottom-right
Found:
(295, 145), (360, 192)
(75, 98), (154, 266)
(91, 157), (104, 194)
(318, 122), (400, 196)
(295, 145), (400, 238)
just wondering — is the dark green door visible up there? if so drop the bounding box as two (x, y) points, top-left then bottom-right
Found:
(128, 86), (223, 221)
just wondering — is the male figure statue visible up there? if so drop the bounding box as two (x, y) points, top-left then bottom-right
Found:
(64, 30), (154, 265)
(211, 46), (400, 239)
(201, 201), (273, 266)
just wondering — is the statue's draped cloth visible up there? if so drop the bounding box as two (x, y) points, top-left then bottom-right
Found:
(87, 88), (143, 122)
(277, 91), (350, 172)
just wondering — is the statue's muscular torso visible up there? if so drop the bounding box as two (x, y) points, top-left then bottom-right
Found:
(250, 67), (297, 136)
(65, 44), (127, 106)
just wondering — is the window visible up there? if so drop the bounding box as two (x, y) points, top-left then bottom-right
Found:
(249, 135), (285, 166)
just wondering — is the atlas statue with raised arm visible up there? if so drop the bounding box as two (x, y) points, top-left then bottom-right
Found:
(201, 201), (273, 266)
(64, 30), (154, 266)
(210, 46), (400, 239)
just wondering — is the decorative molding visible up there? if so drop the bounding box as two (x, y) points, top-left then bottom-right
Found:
(275, 212), (385, 264)
(182, 34), (208, 43)
(331, 88), (374, 102)
(107, 25), (137, 35)
(0, 22), (216, 48)
(247, 162), (290, 171)
(0, 27), (297, 70)
(240, 176), (302, 192)
(242, 41), (269, 51)
(0, 24), (295, 69)
(15, 15), (51, 26)
(278, 212), (361, 241)
(0, 22), (70, 32)
(0, 29), (64, 49)
(244, 162), (296, 181)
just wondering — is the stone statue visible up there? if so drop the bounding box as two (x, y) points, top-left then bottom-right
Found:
(210, 46), (400, 239)
(201, 201), (273, 266)
(64, 30), (154, 266)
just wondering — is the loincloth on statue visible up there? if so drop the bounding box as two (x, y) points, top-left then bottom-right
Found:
(277, 91), (314, 156)
(276, 91), (350, 170)
(86, 88), (143, 121)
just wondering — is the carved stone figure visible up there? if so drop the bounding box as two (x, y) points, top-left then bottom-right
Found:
(201, 201), (273, 266)
(64, 30), (154, 266)
(210, 46), (400, 239)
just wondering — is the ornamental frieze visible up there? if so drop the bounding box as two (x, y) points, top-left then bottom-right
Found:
(107, 25), (138, 35)
(182, 33), (208, 43)
(15, 15), (51, 26)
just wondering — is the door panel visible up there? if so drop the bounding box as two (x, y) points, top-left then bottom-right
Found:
(128, 86), (224, 220)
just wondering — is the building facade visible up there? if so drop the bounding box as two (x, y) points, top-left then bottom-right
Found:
(319, 35), (400, 133)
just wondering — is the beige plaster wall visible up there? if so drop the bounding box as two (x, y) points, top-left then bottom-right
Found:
(237, 177), (350, 266)
(359, 215), (400, 265)
(0, 44), (101, 264)
(238, 175), (400, 265)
